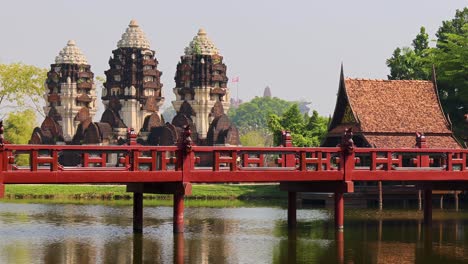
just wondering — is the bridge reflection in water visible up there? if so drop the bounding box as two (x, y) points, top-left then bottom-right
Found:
(1, 128), (467, 234)
(1, 202), (467, 263)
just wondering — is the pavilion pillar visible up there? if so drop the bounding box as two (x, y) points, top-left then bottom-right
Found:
(424, 188), (432, 226)
(418, 190), (422, 211)
(288, 192), (297, 228)
(173, 193), (185, 233)
(335, 191), (344, 229)
(133, 192), (143, 233)
(378, 181), (383, 210)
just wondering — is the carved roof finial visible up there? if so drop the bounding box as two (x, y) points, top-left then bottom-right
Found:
(117, 19), (150, 49)
(184, 28), (219, 56)
(55, 40), (88, 65)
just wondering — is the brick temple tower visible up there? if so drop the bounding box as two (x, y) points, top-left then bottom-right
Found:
(172, 29), (234, 143)
(37, 40), (97, 143)
(101, 19), (164, 134)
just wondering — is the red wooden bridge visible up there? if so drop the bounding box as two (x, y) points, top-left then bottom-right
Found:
(0, 126), (467, 233)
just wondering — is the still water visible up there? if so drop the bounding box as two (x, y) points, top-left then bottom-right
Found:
(1, 201), (468, 264)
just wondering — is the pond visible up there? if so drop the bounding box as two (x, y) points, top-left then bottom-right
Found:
(1, 201), (467, 263)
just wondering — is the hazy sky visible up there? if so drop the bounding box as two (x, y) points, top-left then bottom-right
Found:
(0, 0), (465, 117)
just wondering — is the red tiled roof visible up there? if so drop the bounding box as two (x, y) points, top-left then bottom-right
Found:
(344, 79), (451, 134)
(364, 134), (461, 149)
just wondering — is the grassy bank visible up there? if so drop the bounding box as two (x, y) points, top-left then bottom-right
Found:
(3, 184), (286, 201)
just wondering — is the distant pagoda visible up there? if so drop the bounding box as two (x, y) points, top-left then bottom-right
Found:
(171, 29), (239, 145)
(31, 40), (97, 144)
(101, 19), (164, 135)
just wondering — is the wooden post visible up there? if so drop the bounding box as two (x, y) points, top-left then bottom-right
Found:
(454, 192), (459, 211)
(439, 195), (444, 210)
(288, 229), (297, 263)
(378, 181), (383, 210)
(418, 190), (422, 211)
(133, 192), (143, 233)
(335, 191), (344, 229)
(336, 229), (344, 264)
(132, 233), (143, 264)
(288, 192), (297, 228)
(0, 120), (4, 199)
(173, 193), (185, 233)
(174, 233), (185, 264)
(424, 188), (432, 226)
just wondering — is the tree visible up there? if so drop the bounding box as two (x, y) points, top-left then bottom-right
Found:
(0, 63), (47, 118)
(386, 28), (431, 80)
(240, 130), (272, 147)
(267, 104), (329, 147)
(412, 27), (429, 55)
(432, 24), (468, 138)
(386, 8), (467, 140)
(4, 110), (38, 165)
(436, 8), (468, 48)
(228, 96), (293, 133)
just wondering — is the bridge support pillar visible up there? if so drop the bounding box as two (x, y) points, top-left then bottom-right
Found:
(133, 192), (143, 233)
(174, 193), (185, 233)
(288, 192), (297, 228)
(0, 181), (4, 199)
(424, 188), (432, 225)
(335, 191), (344, 229)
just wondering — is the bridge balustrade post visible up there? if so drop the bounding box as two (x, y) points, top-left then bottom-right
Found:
(0, 120), (5, 198)
(335, 128), (355, 230)
(173, 126), (193, 233)
(282, 131), (298, 228)
(128, 128), (144, 233)
(416, 133), (433, 225)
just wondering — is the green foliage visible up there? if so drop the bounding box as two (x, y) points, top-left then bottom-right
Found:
(0, 63), (47, 116)
(228, 96), (293, 132)
(267, 104), (329, 147)
(436, 8), (468, 48)
(240, 129), (273, 146)
(5, 184), (286, 200)
(386, 47), (430, 80)
(412, 27), (429, 54)
(4, 110), (37, 144)
(4, 110), (38, 165)
(386, 8), (467, 140)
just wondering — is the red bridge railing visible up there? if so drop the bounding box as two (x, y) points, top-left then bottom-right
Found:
(0, 127), (467, 185)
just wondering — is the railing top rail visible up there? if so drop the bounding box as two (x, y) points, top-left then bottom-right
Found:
(1, 144), (466, 154)
(1, 144), (178, 151)
(354, 148), (468, 154)
(191, 146), (341, 152)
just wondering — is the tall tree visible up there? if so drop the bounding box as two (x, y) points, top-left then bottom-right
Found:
(4, 110), (38, 165)
(228, 96), (293, 132)
(267, 104), (329, 147)
(386, 8), (467, 140)
(436, 8), (468, 48)
(412, 27), (429, 55)
(0, 63), (47, 118)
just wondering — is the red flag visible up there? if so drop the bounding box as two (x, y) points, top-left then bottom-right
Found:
(231, 76), (239, 83)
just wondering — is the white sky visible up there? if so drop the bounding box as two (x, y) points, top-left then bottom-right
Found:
(0, 0), (465, 119)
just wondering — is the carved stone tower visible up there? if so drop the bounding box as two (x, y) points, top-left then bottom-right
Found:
(43, 40), (97, 142)
(102, 19), (164, 133)
(172, 29), (230, 140)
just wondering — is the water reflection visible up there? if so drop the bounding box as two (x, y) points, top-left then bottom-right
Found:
(1, 202), (468, 263)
